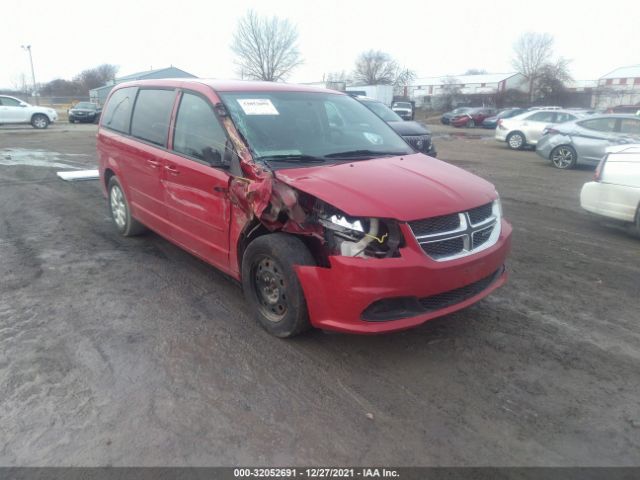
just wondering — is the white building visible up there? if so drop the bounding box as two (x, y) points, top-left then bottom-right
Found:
(409, 72), (528, 107)
(592, 65), (640, 109)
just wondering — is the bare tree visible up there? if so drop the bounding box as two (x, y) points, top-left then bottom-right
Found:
(464, 69), (488, 75)
(74, 64), (119, 92)
(394, 67), (416, 87)
(231, 10), (303, 82)
(440, 76), (463, 110)
(353, 50), (398, 85)
(511, 32), (554, 102)
(534, 58), (572, 102)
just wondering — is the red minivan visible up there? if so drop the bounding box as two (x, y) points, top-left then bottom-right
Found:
(97, 79), (512, 337)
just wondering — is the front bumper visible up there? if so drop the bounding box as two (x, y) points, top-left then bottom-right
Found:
(295, 219), (512, 333)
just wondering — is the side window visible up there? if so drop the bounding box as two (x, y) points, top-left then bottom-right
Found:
(102, 87), (137, 133)
(555, 113), (576, 123)
(620, 119), (640, 135)
(130, 89), (176, 146)
(173, 92), (228, 162)
(579, 118), (617, 132)
(528, 112), (555, 123)
(1, 97), (21, 107)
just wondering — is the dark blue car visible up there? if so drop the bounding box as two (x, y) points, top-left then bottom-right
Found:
(482, 108), (526, 129)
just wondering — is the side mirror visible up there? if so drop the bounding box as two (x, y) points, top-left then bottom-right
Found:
(203, 147), (229, 169)
(19, 102), (28, 107)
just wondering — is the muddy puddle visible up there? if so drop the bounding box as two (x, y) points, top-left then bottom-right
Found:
(0, 148), (89, 170)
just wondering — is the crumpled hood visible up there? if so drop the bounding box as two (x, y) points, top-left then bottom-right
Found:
(275, 154), (496, 221)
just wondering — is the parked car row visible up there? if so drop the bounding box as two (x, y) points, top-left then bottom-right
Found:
(495, 109), (590, 150)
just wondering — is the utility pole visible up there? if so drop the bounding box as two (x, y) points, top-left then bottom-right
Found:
(21, 45), (38, 105)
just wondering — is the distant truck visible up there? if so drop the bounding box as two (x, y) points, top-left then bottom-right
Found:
(345, 85), (393, 105)
(391, 101), (414, 120)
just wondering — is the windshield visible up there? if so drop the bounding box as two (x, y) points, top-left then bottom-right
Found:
(393, 102), (412, 109)
(74, 102), (95, 109)
(452, 107), (471, 114)
(361, 100), (403, 122)
(220, 91), (413, 166)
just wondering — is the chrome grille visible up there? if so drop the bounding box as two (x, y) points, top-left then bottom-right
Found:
(409, 213), (460, 236)
(404, 134), (431, 153)
(408, 202), (501, 262)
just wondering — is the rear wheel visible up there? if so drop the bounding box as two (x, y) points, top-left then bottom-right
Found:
(31, 114), (49, 129)
(550, 145), (577, 169)
(242, 233), (315, 338)
(631, 206), (640, 238)
(107, 176), (147, 236)
(507, 131), (525, 150)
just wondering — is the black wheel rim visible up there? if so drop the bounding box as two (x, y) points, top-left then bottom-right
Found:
(251, 255), (288, 322)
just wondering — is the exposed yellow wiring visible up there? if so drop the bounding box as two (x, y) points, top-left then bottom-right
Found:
(365, 232), (388, 244)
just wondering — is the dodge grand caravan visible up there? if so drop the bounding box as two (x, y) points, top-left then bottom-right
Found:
(97, 79), (512, 337)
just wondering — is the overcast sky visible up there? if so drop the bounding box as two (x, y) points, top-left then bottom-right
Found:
(2, 0), (638, 89)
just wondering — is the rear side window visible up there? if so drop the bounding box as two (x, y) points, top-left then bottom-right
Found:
(579, 118), (616, 132)
(555, 113), (576, 123)
(102, 87), (137, 133)
(528, 111), (555, 123)
(130, 89), (176, 146)
(1, 96), (21, 106)
(620, 118), (640, 135)
(173, 92), (228, 161)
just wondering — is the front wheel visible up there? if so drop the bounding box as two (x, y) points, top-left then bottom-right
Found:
(550, 145), (577, 169)
(242, 233), (316, 338)
(31, 114), (50, 129)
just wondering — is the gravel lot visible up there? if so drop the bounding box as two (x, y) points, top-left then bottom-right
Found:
(1, 123), (639, 466)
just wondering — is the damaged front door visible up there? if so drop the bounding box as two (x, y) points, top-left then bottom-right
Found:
(163, 91), (232, 271)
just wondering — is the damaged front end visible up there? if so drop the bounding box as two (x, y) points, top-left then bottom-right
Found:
(219, 104), (403, 273)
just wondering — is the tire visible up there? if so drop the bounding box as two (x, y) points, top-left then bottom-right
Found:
(107, 176), (147, 236)
(68, 117), (75, 123)
(507, 131), (525, 150)
(629, 205), (640, 238)
(242, 233), (316, 338)
(466, 118), (476, 128)
(550, 145), (578, 169)
(31, 114), (49, 129)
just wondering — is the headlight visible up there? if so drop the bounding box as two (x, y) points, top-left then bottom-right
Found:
(493, 194), (503, 218)
(317, 205), (403, 258)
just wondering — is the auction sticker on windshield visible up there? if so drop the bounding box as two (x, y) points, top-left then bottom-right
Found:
(237, 98), (279, 115)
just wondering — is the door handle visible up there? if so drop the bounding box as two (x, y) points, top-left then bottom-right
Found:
(213, 186), (227, 194)
(164, 164), (180, 175)
(146, 159), (160, 168)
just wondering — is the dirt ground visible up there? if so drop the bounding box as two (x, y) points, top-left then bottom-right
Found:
(0, 123), (639, 466)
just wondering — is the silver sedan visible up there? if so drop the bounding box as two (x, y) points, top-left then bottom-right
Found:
(536, 114), (640, 169)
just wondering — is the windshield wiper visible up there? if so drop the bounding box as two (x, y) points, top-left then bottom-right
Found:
(325, 149), (408, 159)
(257, 154), (326, 163)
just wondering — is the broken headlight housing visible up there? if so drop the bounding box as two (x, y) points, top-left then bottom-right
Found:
(317, 205), (403, 258)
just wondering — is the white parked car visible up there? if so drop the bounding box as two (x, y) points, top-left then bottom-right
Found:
(580, 145), (640, 235)
(0, 95), (58, 129)
(495, 109), (588, 150)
